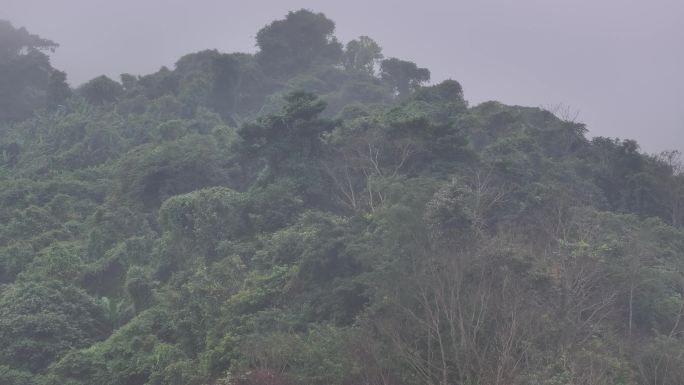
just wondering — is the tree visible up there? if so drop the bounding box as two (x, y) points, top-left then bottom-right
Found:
(588, 137), (645, 214)
(375, 236), (542, 385)
(114, 134), (225, 208)
(654, 150), (684, 226)
(256, 10), (343, 77)
(159, 186), (249, 260)
(0, 281), (108, 373)
(2, 10), (684, 385)
(210, 54), (241, 114)
(46, 69), (72, 109)
(380, 58), (430, 96)
(343, 36), (383, 75)
(238, 91), (335, 198)
(174, 50), (241, 115)
(0, 20), (57, 57)
(0, 20), (62, 121)
(78, 75), (124, 105)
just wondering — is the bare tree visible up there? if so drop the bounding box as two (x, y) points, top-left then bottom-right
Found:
(541, 102), (581, 124)
(322, 128), (419, 213)
(465, 167), (509, 235)
(378, 236), (540, 385)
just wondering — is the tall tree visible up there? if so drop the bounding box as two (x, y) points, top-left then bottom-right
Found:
(0, 20), (65, 121)
(256, 9), (343, 77)
(46, 69), (72, 109)
(78, 75), (124, 105)
(343, 36), (383, 75)
(380, 57), (430, 96)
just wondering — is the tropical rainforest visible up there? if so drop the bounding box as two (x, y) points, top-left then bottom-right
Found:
(1, 9), (684, 385)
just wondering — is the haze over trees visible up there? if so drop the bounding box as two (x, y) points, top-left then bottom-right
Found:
(1, 9), (684, 385)
(0, 20), (71, 121)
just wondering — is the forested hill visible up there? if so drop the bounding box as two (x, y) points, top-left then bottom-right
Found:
(1, 9), (684, 385)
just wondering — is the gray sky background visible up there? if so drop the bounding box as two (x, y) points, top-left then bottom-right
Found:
(3, 0), (683, 154)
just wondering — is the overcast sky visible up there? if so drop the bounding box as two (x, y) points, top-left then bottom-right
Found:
(3, 0), (683, 153)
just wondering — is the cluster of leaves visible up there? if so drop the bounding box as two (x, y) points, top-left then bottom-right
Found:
(1, 9), (684, 385)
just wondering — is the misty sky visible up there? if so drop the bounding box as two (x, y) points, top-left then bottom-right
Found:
(3, 0), (683, 153)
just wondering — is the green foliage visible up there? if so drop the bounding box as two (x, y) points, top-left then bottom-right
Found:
(0, 365), (42, 385)
(0, 20), (63, 122)
(1, 10), (683, 385)
(18, 241), (83, 282)
(343, 36), (383, 74)
(0, 242), (33, 283)
(160, 187), (248, 244)
(159, 186), (249, 263)
(238, 91), (336, 203)
(256, 10), (343, 77)
(78, 76), (124, 105)
(46, 70), (72, 109)
(380, 57), (430, 96)
(238, 325), (359, 385)
(115, 134), (225, 208)
(49, 307), (194, 385)
(125, 266), (155, 313)
(0, 281), (108, 373)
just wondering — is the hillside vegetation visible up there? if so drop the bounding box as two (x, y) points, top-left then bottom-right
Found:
(1, 10), (684, 385)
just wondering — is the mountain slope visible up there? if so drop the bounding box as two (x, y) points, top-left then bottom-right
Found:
(1, 9), (684, 385)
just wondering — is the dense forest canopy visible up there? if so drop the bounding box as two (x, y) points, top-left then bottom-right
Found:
(1, 9), (684, 385)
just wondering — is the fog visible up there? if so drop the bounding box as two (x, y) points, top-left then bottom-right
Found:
(4, 0), (682, 153)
